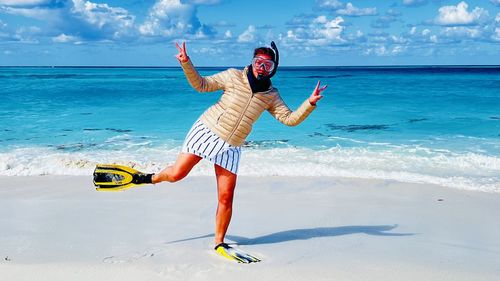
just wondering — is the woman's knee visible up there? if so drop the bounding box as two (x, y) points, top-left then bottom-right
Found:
(169, 167), (189, 182)
(218, 191), (234, 207)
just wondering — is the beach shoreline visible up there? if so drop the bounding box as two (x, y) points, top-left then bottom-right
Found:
(1, 175), (499, 280)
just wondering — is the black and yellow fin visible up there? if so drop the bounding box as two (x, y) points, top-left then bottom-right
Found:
(93, 164), (147, 192)
(214, 243), (261, 264)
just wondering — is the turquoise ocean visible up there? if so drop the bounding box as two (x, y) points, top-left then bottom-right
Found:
(1, 66), (499, 192)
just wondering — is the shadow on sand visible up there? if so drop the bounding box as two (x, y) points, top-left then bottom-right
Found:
(166, 224), (414, 246)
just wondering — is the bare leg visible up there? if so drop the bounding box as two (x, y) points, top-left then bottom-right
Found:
(152, 153), (202, 183)
(214, 164), (237, 245)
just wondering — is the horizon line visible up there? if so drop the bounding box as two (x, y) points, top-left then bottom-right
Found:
(1, 64), (500, 69)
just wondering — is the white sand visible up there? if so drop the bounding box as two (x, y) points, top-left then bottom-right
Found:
(1, 175), (499, 281)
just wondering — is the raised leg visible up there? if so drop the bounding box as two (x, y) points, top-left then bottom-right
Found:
(214, 164), (238, 245)
(152, 153), (202, 183)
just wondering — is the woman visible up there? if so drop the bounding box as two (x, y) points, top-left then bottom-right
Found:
(140, 41), (327, 262)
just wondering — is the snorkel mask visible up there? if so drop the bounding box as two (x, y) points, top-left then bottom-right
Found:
(252, 41), (280, 80)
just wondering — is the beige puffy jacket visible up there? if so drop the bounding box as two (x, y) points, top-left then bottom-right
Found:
(181, 59), (316, 147)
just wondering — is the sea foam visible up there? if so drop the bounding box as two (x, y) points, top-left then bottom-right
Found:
(1, 145), (498, 193)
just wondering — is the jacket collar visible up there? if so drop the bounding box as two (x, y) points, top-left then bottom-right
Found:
(243, 66), (274, 94)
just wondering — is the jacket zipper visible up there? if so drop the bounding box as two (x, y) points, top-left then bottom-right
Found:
(226, 67), (257, 141)
(227, 92), (252, 141)
(227, 67), (272, 142)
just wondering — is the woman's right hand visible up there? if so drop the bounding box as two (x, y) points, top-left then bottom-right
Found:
(175, 42), (189, 63)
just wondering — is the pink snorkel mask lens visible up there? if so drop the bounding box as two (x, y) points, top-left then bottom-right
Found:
(252, 57), (275, 73)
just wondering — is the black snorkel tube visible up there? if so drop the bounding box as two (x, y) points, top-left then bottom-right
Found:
(269, 41), (279, 78)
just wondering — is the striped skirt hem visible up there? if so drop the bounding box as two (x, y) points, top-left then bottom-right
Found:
(181, 119), (241, 174)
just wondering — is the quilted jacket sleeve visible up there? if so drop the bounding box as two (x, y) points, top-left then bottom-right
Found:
(267, 92), (316, 126)
(181, 59), (230, 92)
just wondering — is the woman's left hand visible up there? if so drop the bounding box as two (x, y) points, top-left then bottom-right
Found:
(309, 80), (328, 106)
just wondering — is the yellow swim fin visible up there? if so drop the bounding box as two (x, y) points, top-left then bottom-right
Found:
(93, 164), (153, 192)
(214, 243), (261, 264)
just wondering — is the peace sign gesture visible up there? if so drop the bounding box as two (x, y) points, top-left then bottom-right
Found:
(175, 41), (189, 63)
(309, 80), (328, 106)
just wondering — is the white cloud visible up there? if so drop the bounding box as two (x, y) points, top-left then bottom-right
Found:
(282, 15), (346, 47)
(336, 3), (377, 17)
(406, 26), (439, 44)
(368, 31), (389, 43)
(435, 1), (489, 26)
(313, 16), (344, 41)
(391, 35), (408, 44)
(0, 0), (137, 41)
(403, 0), (428, 7)
(0, 20), (9, 40)
(0, 0), (49, 6)
(237, 25), (256, 43)
(0, 5), (54, 19)
(7, 25), (41, 43)
(492, 27), (500, 41)
(442, 26), (482, 39)
(391, 45), (406, 55)
(363, 43), (408, 56)
(491, 0), (500, 7)
(316, 0), (344, 10)
(192, 46), (223, 55)
(70, 0), (135, 39)
(224, 29), (231, 38)
(139, 0), (216, 39)
(52, 33), (80, 43)
(1, 0), (218, 42)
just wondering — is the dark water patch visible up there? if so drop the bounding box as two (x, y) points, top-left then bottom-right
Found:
(326, 123), (390, 132)
(80, 113), (92, 115)
(308, 132), (334, 138)
(83, 128), (132, 133)
(106, 128), (133, 133)
(309, 132), (327, 137)
(299, 74), (353, 79)
(62, 129), (73, 132)
(3, 129), (12, 132)
(490, 116), (500, 120)
(27, 74), (79, 79)
(243, 139), (289, 148)
(54, 143), (98, 151)
(279, 66), (500, 75)
(408, 118), (428, 123)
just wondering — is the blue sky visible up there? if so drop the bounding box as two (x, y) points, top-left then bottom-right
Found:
(0, 0), (499, 66)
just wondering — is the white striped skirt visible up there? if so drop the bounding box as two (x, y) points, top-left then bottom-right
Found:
(181, 119), (241, 174)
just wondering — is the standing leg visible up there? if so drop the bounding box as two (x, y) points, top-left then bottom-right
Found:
(214, 164), (237, 246)
(152, 153), (202, 183)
